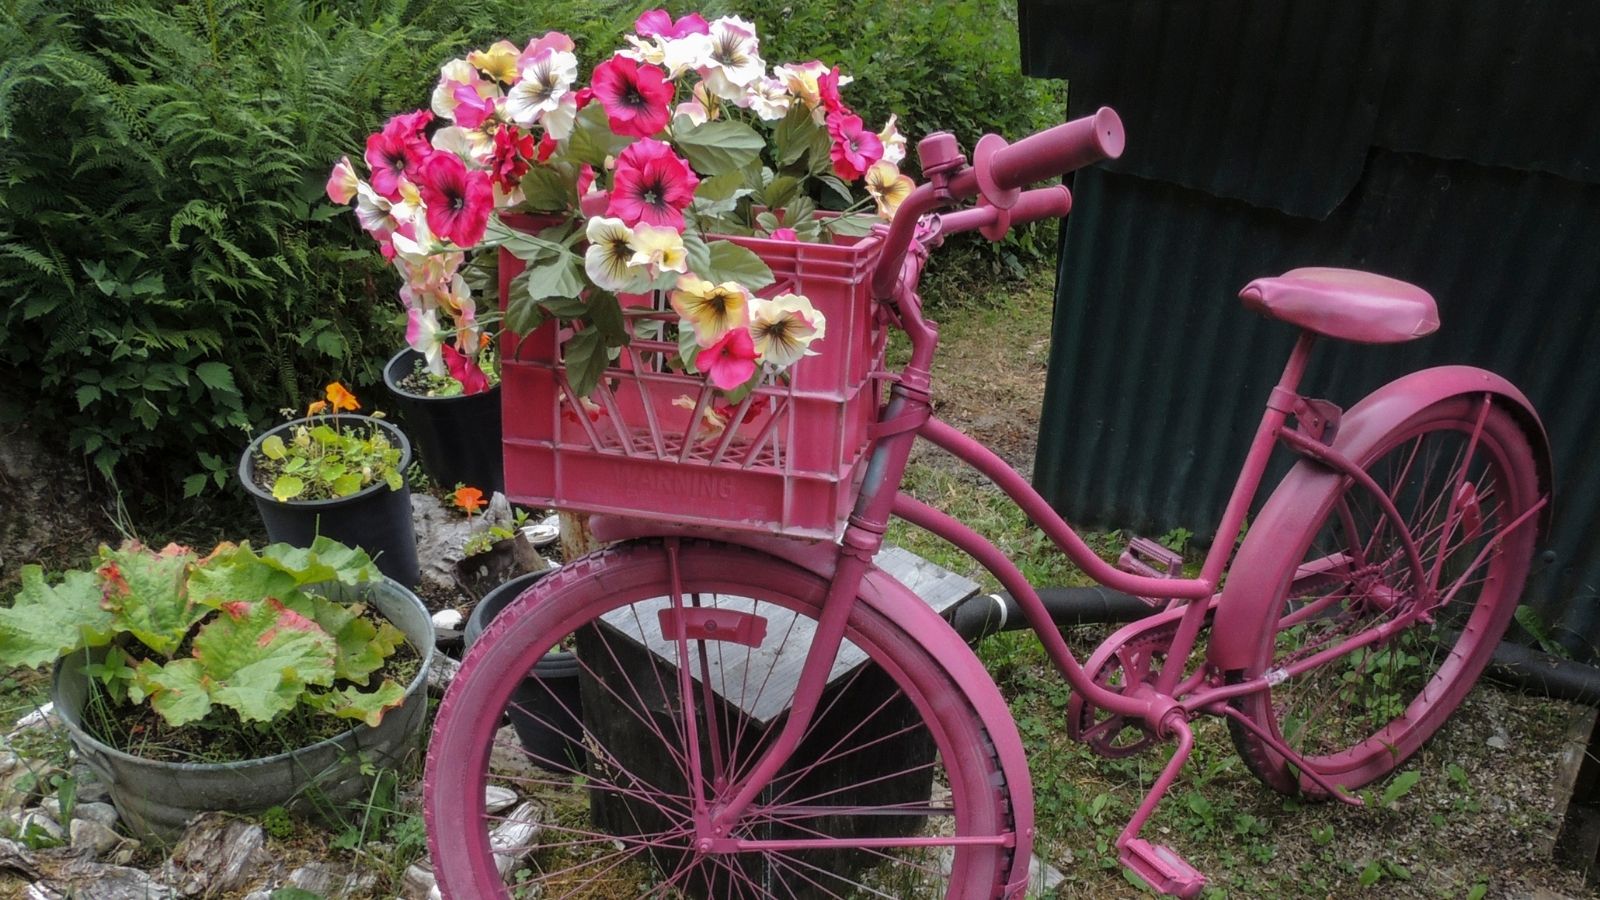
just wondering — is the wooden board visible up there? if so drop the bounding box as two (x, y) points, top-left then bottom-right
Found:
(597, 546), (980, 724)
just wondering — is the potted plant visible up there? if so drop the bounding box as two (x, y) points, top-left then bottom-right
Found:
(382, 341), (505, 495)
(0, 537), (434, 842)
(324, 18), (912, 530)
(462, 569), (581, 772)
(239, 382), (420, 586)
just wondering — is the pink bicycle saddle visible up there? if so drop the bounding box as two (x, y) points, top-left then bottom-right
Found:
(1238, 267), (1439, 344)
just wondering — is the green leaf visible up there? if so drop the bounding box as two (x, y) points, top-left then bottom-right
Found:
(260, 435), (287, 460)
(677, 324), (702, 373)
(95, 544), (204, 657)
(194, 361), (237, 394)
(519, 166), (571, 212)
(774, 105), (818, 167)
(565, 104), (632, 166)
(330, 473), (362, 496)
(271, 475), (305, 502)
(702, 241), (775, 291)
(762, 175), (802, 212)
(74, 384), (101, 410)
(824, 213), (876, 237)
(256, 538), (380, 587)
(587, 294), (629, 348)
(696, 170), (747, 203)
(563, 328), (608, 398)
(130, 658), (213, 727)
(189, 599), (339, 723)
(504, 290), (547, 335)
(818, 175), (855, 207)
(279, 594), (405, 684)
(1379, 770), (1421, 807)
(538, 295), (590, 318)
(673, 120), (765, 176)
(0, 568), (116, 667)
(1358, 861), (1383, 887)
(525, 254), (584, 301)
(682, 233), (711, 277)
(182, 474), (208, 498)
(307, 680), (408, 728)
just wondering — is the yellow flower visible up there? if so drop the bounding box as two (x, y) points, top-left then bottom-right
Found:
(467, 41), (522, 85)
(627, 224), (688, 277)
(583, 217), (649, 293)
(670, 275), (750, 347)
(748, 293), (826, 368)
(864, 161), (914, 220)
(671, 395), (728, 441)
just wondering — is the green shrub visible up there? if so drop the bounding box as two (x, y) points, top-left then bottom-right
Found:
(0, 0), (1058, 499)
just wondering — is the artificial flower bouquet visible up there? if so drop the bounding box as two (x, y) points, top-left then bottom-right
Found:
(327, 9), (913, 404)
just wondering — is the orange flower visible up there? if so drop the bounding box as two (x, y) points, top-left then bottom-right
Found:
(453, 486), (486, 516)
(325, 382), (360, 412)
(306, 400), (329, 416)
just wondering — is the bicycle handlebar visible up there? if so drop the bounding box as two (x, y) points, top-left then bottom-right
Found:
(937, 185), (1073, 239)
(984, 107), (1125, 195)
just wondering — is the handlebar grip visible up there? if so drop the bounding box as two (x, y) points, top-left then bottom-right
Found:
(977, 107), (1125, 202)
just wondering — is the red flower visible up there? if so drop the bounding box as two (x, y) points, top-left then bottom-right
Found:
(490, 125), (535, 192)
(696, 328), (759, 391)
(818, 66), (846, 116)
(536, 132), (559, 163)
(417, 153), (495, 247)
(826, 111), (884, 181)
(606, 139), (699, 230)
(452, 485), (487, 515)
(364, 112), (434, 201)
(442, 343), (491, 394)
(591, 57), (674, 138)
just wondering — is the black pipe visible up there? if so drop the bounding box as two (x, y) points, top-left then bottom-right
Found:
(949, 587), (1600, 709)
(947, 585), (1153, 641)
(1484, 639), (1600, 708)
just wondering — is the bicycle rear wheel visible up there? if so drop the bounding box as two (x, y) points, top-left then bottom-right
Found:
(1228, 396), (1540, 796)
(424, 540), (1016, 899)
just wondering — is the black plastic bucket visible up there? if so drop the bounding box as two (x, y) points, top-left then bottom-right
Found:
(383, 348), (504, 494)
(239, 415), (420, 586)
(464, 570), (584, 772)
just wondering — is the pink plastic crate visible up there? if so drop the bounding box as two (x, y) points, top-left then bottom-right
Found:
(499, 215), (887, 540)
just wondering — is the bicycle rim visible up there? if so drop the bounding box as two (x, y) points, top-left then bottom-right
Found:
(1231, 397), (1539, 793)
(424, 540), (1014, 899)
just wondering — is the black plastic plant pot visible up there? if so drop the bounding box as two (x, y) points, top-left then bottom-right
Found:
(464, 570), (583, 772)
(238, 415), (420, 586)
(383, 348), (504, 494)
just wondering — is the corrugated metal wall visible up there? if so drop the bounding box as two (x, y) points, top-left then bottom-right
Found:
(1022, 0), (1600, 653)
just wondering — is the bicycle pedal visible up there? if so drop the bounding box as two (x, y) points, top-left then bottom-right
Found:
(1118, 537), (1184, 607)
(1120, 838), (1206, 898)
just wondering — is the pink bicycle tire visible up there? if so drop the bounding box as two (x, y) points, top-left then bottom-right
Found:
(1228, 397), (1540, 796)
(424, 539), (1016, 898)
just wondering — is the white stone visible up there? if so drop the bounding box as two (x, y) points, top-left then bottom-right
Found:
(74, 802), (120, 829)
(160, 814), (271, 896)
(431, 609), (464, 630)
(11, 703), (55, 732)
(15, 811), (62, 841)
(402, 863), (437, 900)
(69, 819), (122, 857)
(484, 784), (518, 814)
(490, 801), (543, 876)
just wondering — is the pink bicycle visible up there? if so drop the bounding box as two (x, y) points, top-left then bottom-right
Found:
(424, 108), (1551, 898)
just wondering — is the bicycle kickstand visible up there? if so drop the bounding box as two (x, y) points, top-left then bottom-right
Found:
(1116, 714), (1207, 898)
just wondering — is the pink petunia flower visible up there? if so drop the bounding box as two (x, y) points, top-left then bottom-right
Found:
(817, 65), (846, 116)
(417, 153), (494, 247)
(325, 156), (359, 205)
(591, 56), (674, 138)
(364, 115), (433, 201)
(826, 111), (884, 181)
(770, 227), (799, 241)
(635, 9), (711, 39)
(489, 126), (535, 192)
(442, 343), (491, 395)
(606, 139), (699, 230)
(696, 328), (759, 391)
(450, 82), (500, 130)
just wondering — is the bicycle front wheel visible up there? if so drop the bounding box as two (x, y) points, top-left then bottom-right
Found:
(1228, 396), (1541, 796)
(425, 539), (1017, 899)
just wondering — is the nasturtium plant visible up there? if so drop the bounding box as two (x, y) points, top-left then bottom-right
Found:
(250, 383), (406, 502)
(0, 537), (411, 730)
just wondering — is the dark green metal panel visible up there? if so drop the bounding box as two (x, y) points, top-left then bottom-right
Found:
(1024, 0), (1600, 653)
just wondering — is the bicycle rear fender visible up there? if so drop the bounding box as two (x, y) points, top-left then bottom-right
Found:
(589, 517), (1038, 896)
(1208, 365), (1551, 673)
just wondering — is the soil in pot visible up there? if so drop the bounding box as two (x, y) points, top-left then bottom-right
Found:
(465, 570), (583, 772)
(384, 348), (504, 494)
